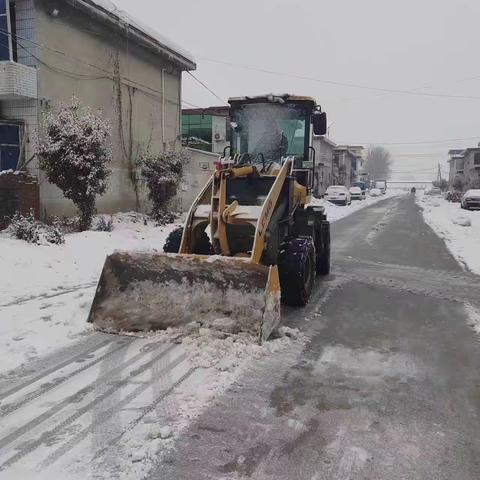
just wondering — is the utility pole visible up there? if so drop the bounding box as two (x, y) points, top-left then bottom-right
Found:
(436, 163), (442, 184)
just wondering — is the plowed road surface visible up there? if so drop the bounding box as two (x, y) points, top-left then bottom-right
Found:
(1, 194), (479, 479)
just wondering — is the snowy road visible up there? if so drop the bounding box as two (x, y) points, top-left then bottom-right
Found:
(1, 194), (479, 479)
(149, 194), (480, 479)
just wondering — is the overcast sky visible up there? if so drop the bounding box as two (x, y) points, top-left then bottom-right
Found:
(114, 0), (480, 180)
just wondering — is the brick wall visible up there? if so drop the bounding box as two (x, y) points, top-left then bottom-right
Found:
(0, 170), (39, 229)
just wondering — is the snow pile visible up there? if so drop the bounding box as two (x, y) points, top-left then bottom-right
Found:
(452, 216), (472, 227)
(0, 213), (179, 373)
(465, 303), (480, 336)
(308, 189), (402, 223)
(417, 193), (480, 274)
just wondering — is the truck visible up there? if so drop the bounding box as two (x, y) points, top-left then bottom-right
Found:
(375, 180), (387, 194)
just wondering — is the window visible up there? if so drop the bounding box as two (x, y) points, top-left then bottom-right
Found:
(182, 114), (213, 152)
(0, 123), (20, 171)
(0, 0), (16, 62)
(474, 153), (480, 166)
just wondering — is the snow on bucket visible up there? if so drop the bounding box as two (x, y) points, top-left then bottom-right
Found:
(87, 252), (281, 343)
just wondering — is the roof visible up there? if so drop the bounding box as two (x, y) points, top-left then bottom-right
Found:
(69, 0), (196, 70)
(228, 94), (317, 108)
(182, 106), (230, 117)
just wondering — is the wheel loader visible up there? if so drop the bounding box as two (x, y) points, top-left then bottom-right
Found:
(88, 94), (331, 342)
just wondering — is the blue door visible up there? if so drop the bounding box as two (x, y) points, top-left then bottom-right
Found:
(0, 123), (20, 171)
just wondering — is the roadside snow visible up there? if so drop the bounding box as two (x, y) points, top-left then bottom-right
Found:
(416, 193), (480, 274)
(309, 190), (402, 223)
(0, 213), (178, 373)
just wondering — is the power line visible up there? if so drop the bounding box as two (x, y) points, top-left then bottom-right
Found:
(337, 135), (480, 146)
(186, 71), (228, 106)
(200, 57), (480, 102)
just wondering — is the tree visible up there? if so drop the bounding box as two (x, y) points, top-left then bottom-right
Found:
(140, 149), (188, 224)
(365, 146), (392, 180)
(36, 97), (112, 230)
(433, 179), (449, 192)
(452, 176), (464, 192)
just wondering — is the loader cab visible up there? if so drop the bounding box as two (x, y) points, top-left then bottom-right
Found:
(228, 94), (326, 190)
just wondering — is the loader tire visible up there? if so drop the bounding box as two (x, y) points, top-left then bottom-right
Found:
(163, 227), (212, 254)
(316, 222), (331, 276)
(278, 237), (315, 307)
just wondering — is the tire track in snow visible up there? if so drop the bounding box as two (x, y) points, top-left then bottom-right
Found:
(41, 357), (193, 468)
(0, 337), (111, 402)
(0, 343), (180, 471)
(0, 342), (176, 453)
(0, 282), (97, 308)
(0, 339), (131, 416)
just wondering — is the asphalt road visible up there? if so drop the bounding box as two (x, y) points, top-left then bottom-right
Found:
(150, 193), (480, 479)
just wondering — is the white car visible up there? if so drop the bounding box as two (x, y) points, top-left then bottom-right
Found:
(370, 188), (382, 197)
(461, 189), (480, 210)
(425, 187), (442, 196)
(349, 186), (364, 200)
(324, 185), (351, 206)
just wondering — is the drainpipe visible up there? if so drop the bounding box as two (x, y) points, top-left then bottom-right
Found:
(162, 68), (166, 150)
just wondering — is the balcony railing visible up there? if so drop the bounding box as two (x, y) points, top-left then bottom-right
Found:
(0, 61), (37, 100)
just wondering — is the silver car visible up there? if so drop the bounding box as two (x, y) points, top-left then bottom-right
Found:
(461, 189), (480, 210)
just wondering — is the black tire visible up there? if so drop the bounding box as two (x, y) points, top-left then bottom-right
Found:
(163, 227), (212, 254)
(278, 237), (315, 306)
(316, 222), (331, 276)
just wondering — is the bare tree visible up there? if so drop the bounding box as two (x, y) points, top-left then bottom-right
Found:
(366, 146), (392, 180)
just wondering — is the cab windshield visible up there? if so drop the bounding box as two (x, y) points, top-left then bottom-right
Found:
(231, 103), (310, 161)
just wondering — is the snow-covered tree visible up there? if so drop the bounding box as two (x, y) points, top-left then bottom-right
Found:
(140, 149), (188, 224)
(36, 97), (112, 230)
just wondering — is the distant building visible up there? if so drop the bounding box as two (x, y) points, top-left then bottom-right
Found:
(333, 146), (360, 188)
(182, 106), (230, 154)
(448, 147), (480, 189)
(312, 135), (336, 195)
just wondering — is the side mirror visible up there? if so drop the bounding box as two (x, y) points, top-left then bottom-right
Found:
(313, 111), (327, 136)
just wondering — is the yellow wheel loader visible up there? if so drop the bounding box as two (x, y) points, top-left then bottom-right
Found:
(88, 94), (330, 342)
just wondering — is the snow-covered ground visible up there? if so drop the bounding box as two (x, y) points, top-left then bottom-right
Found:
(416, 193), (480, 275)
(0, 214), (178, 373)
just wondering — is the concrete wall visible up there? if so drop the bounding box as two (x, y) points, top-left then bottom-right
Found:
(312, 136), (334, 195)
(173, 147), (217, 212)
(33, 0), (183, 217)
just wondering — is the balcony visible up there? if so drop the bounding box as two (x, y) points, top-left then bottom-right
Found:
(0, 61), (37, 100)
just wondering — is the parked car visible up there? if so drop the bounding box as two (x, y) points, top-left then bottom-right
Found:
(370, 188), (382, 197)
(324, 185), (351, 206)
(349, 186), (364, 200)
(461, 189), (480, 210)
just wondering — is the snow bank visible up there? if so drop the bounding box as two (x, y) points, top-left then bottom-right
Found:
(0, 213), (178, 373)
(416, 193), (480, 274)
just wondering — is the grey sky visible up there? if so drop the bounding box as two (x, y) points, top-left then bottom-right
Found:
(114, 0), (480, 180)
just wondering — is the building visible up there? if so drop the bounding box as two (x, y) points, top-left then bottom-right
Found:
(182, 106), (230, 154)
(333, 146), (359, 188)
(0, 0), (195, 219)
(312, 135), (336, 195)
(448, 147), (480, 190)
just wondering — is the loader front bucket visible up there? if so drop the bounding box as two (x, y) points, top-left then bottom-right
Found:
(87, 252), (281, 343)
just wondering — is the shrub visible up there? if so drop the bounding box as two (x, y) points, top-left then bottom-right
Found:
(44, 219), (65, 245)
(140, 150), (187, 225)
(9, 211), (40, 244)
(36, 97), (112, 231)
(95, 215), (114, 232)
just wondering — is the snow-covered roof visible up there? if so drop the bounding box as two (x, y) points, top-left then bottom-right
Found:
(72, 0), (196, 69)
